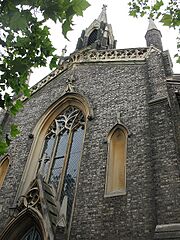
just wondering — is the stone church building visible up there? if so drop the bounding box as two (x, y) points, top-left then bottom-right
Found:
(0, 5), (180, 240)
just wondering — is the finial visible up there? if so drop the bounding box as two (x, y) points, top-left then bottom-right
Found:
(58, 45), (67, 65)
(116, 112), (123, 124)
(57, 195), (67, 228)
(61, 45), (67, 56)
(97, 4), (107, 23)
(102, 4), (107, 10)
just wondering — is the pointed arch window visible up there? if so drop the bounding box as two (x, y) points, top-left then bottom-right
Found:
(105, 124), (128, 197)
(0, 210), (45, 240)
(87, 29), (98, 46)
(40, 105), (85, 224)
(0, 155), (10, 189)
(20, 225), (41, 240)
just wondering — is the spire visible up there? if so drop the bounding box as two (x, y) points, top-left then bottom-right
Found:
(75, 5), (116, 51)
(147, 18), (158, 31)
(145, 19), (163, 51)
(97, 4), (107, 23)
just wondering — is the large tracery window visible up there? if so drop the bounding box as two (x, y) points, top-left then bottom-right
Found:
(40, 106), (85, 224)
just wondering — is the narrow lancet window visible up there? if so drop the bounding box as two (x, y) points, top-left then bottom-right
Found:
(105, 125), (128, 196)
(0, 155), (10, 188)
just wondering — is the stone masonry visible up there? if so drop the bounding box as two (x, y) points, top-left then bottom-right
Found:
(0, 7), (180, 240)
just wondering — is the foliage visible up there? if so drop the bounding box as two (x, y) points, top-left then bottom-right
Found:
(0, 0), (90, 155)
(128, 0), (180, 62)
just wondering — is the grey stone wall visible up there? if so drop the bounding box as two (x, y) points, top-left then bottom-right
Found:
(0, 50), (179, 240)
(70, 62), (156, 240)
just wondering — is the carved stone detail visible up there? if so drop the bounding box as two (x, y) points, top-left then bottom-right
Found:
(20, 47), (152, 101)
(23, 187), (40, 207)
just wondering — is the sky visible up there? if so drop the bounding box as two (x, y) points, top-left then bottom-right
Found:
(29, 0), (179, 87)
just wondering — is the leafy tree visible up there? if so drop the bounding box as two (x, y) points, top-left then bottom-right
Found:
(0, 0), (90, 155)
(128, 0), (180, 62)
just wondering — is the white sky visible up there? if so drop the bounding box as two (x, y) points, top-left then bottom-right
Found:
(29, 0), (179, 87)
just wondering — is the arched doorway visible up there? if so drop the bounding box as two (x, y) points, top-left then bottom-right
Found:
(0, 209), (47, 240)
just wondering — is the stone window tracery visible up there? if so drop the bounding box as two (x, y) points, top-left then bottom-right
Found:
(40, 106), (85, 225)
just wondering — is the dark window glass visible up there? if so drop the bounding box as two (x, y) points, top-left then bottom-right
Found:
(20, 226), (41, 240)
(61, 127), (84, 224)
(49, 131), (69, 189)
(42, 134), (55, 176)
(40, 106), (85, 226)
(87, 29), (98, 46)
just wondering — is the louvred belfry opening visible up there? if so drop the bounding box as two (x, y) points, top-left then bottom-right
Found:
(87, 29), (98, 46)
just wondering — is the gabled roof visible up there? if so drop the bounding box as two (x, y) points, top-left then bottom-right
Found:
(19, 46), (163, 102)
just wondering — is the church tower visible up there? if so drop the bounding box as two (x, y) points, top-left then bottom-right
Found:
(145, 19), (163, 51)
(76, 5), (116, 50)
(0, 6), (180, 240)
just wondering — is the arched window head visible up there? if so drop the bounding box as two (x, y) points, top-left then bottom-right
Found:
(87, 29), (98, 46)
(0, 155), (10, 189)
(40, 105), (86, 225)
(0, 210), (45, 240)
(17, 93), (93, 203)
(105, 124), (128, 197)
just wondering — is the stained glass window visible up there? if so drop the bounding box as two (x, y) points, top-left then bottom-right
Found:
(20, 226), (41, 240)
(41, 106), (85, 225)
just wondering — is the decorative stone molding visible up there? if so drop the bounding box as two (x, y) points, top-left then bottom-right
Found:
(17, 176), (58, 239)
(154, 223), (180, 239)
(20, 47), (152, 102)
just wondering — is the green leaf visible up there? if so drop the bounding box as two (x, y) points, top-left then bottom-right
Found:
(62, 20), (73, 38)
(176, 56), (180, 64)
(0, 140), (8, 155)
(0, 94), (5, 109)
(4, 93), (13, 108)
(129, 10), (137, 17)
(10, 124), (20, 138)
(160, 14), (172, 26)
(153, 0), (164, 11)
(72, 0), (90, 16)
(22, 84), (31, 97)
(9, 9), (27, 31)
(49, 55), (59, 70)
(14, 100), (23, 111)
(9, 99), (23, 116)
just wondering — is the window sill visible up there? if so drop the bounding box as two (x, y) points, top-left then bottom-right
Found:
(104, 190), (126, 198)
